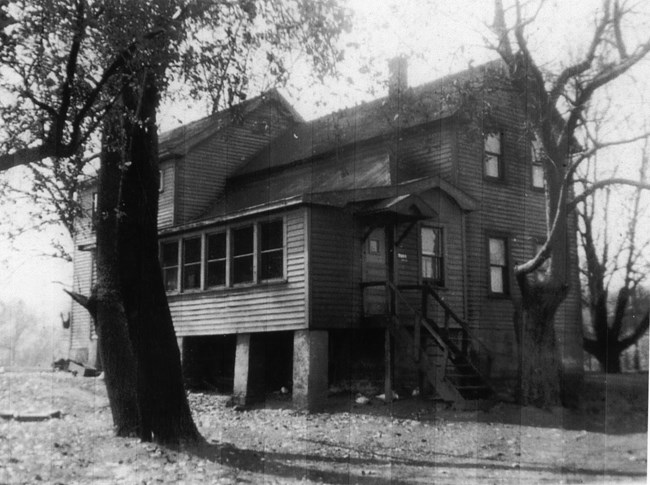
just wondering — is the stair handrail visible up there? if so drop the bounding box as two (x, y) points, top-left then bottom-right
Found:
(384, 281), (448, 351)
(420, 281), (492, 359)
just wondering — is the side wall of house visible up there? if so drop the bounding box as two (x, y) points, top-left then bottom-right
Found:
(308, 206), (360, 329)
(158, 158), (176, 228)
(455, 89), (582, 385)
(167, 207), (308, 335)
(399, 119), (456, 182)
(175, 102), (295, 224)
(69, 187), (97, 364)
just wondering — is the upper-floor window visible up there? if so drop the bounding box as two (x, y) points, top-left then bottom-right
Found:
(421, 226), (444, 286)
(161, 241), (179, 291)
(182, 237), (202, 290)
(260, 220), (284, 281)
(206, 232), (227, 287)
(484, 132), (503, 179)
(232, 226), (255, 284)
(531, 138), (545, 189)
(488, 236), (509, 295)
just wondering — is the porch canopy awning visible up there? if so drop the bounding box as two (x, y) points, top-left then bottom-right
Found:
(354, 193), (438, 221)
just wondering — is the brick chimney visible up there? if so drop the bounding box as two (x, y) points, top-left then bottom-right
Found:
(388, 56), (408, 98)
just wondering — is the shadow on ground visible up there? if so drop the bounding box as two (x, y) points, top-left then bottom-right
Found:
(185, 439), (646, 484)
(237, 372), (648, 436)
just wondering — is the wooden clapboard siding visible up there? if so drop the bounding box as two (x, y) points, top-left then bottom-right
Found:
(308, 206), (359, 329)
(158, 160), (175, 228)
(399, 119), (455, 181)
(175, 103), (293, 224)
(454, 89), (581, 379)
(168, 209), (307, 336)
(69, 187), (97, 358)
(69, 245), (94, 357)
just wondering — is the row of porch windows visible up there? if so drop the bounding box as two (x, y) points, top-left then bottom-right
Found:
(161, 219), (284, 292)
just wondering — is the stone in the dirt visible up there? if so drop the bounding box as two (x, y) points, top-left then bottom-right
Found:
(376, 391), (399, 401)
(355, 396), (370, 405)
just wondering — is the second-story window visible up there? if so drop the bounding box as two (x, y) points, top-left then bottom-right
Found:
(484, 132), (503, 179)
(183, 237), (201, 290)
(488, 237), (509, 295)
(232, 226), (254, 284)
(206, 232), (227, 287)
(421, 226), (444, 286)
(260, 220), (284, 280)
(161, 241), (179, 291)
(531, 138), (545, 189)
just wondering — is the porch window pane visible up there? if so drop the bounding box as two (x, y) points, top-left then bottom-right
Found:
(207, 260), (226, 286)
(232, 226), (254, 284)
(161, 241), (179, 291)
(260, 220), (283, 280)
(183, 237), (201, 290)
(206, 232), (226, 287)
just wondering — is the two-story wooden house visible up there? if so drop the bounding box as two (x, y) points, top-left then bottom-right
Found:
(70, 60), (582, 410)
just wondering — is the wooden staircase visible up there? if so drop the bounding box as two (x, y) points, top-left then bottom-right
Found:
(362, 281), (493, 404)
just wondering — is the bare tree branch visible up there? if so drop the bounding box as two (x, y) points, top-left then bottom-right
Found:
(568, 178), (650, 210)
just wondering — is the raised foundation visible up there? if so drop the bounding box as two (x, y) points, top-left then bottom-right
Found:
(293, 330), (328, 411)
(233, 333), (266, 405)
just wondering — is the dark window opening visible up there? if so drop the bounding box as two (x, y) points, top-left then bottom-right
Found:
(260, 220), (283, 280)
(232, 226), (254, 284)
(206, 232), (227, 287)
(183, 237), (201, 290)
(161, 241), (179, 291)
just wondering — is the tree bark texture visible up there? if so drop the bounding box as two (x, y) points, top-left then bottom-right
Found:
(116, 72), (200, 444)
(94, 121), (141, 436)
(515, 276), (570, 407)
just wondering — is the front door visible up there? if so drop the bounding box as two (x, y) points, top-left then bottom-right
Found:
(362, 227), (388, 315)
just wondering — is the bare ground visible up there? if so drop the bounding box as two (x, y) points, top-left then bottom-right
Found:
(0, 371), (646, 484)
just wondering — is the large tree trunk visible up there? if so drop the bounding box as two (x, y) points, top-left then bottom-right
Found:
(95, 131), (142, 436)
(515, 278), (569, 407)
(117, 72), (201, 444)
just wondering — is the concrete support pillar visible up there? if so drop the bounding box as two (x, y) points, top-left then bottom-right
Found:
(233, 333), (266, 405)
(293, 330), (328, 411)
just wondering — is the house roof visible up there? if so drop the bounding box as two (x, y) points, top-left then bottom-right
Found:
(159, 175), (477, 237)
(235, 60), (505, 178)
(158, 88), (303, 160)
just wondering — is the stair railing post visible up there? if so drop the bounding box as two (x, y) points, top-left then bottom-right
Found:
(414, 315), (421, 363)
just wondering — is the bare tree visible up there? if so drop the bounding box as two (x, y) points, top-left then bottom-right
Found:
(1, 0), (350, 444)
(579, 138), (650, 372)
(490, 0), (650, 406)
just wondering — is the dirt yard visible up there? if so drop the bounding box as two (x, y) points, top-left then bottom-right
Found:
(0, 371), (646, 484)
